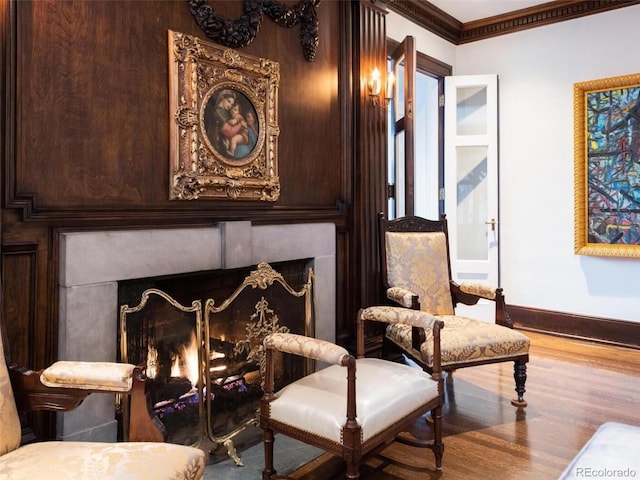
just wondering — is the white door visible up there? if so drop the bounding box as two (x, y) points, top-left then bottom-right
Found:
(444, 74), (499, 321)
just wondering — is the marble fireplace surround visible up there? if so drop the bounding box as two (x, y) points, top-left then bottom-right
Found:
(58, 221), (336, 442)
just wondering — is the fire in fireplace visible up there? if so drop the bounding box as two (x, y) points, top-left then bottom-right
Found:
(118, 261), (313, 464)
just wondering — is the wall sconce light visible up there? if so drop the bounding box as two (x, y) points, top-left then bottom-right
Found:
(369, 67), (394, 108)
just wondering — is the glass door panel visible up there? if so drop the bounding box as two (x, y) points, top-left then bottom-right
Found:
(456, 146), (488, 262)
(456, 86), (488, 136)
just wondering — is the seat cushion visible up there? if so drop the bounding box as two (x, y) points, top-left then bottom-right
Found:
(0, 441), (205, 480)
(268, 358), (439, 445)
(386, 315), (530, 368)
(558, 422), (640, 480)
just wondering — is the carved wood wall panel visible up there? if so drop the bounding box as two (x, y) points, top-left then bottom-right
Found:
(6, 0), (342, 215)
(1, 246), (39, 367)
(1, 0), (352, 440)
(0, 241), (57, 439)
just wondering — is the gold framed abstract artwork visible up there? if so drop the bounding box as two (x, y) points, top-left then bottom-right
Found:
(574, 73), (640, 257)
(168, 30), (280, 201)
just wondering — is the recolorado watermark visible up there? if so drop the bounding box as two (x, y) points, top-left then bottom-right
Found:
(574, 467), (637, 478)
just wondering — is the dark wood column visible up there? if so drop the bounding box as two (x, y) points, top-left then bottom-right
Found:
(346, 0), (388, 349)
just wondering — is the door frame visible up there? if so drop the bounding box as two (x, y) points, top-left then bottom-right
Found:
(386, 38), (451, 219)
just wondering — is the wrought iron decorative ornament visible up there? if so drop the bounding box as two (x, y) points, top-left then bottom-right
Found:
(187, 0), (321, 62)
(169, 30), (280, 201)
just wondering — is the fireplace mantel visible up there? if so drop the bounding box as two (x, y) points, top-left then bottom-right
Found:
(58, 221), (336, 441)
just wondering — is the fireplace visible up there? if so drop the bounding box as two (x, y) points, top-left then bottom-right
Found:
(57, 221), (335, 443)
(118, 260), (314, 463)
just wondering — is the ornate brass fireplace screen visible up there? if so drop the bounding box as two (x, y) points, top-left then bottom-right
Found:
(119, 262), (314, 466)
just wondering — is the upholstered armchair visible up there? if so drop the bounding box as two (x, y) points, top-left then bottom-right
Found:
(378, 213), (530, 407)
(260, 306), (445, 479)
(1, 312), (205, 478)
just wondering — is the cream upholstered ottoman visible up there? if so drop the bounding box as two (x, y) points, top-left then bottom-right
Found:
(558, 422), (640, 480)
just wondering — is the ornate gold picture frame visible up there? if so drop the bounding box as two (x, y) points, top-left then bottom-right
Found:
(574, 73), (640, 257)
(169, 30), (280, 201)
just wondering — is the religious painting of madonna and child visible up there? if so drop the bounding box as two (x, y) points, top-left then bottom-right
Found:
(203, 89), (259, 162)
(574, 73), (640, 258)
(168, 30), (280, 202)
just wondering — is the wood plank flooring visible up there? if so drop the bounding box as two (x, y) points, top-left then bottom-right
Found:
(286, 331), (640, 480)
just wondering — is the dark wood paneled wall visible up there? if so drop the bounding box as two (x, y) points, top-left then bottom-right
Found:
(1, 0), (388, 438)
(7, 1), (344, 213)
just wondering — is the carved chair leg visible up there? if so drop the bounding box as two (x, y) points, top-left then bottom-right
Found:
(431, 406), (444, 471)
(345, 461), (360, 479)
(262, 428), (276, 480)
(511, 359), (528, 407)
(445, 369), (455, 384)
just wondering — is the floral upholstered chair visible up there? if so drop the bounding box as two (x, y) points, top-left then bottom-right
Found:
(378, 213), (530, 407)
(260, 307), (445, 479)
(0, 309), (205, 479)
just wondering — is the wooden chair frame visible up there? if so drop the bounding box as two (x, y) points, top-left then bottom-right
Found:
(379, 212), (529, 407)
(260, 307), (445, 479)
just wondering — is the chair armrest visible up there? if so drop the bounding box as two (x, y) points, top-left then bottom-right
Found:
(41, 361), (136, 392)
(9, 364), (91, 413)
(9, 363), (167, 442)
(360, 305), (439, 350)
(450, 280), (487, 305)
(458, 282), (498, 300)
(386, 287), (420, 309)
(357, 307), (444, 374)
(264, 332), (352, 367)
(450, 282), (513, 328)
(360, 306), (437, 329)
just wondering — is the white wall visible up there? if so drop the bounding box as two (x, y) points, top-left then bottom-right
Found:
(387, 6), (640, 323)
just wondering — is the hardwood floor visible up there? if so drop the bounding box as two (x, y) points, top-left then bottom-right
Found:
(286, 331), (640, 480)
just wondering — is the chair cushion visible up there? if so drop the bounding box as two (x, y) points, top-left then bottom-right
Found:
(558, 422), (640, 480)
(268, 358), (439, 445)
(41, 361), (136, 392)
(386, 315), (530, 368)
(385, 231), (454, 316)
(0, 441), (205, 480)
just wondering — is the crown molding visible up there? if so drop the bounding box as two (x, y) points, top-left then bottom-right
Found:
(384, 0), (640, 44)
(385, 0), (461, 43)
